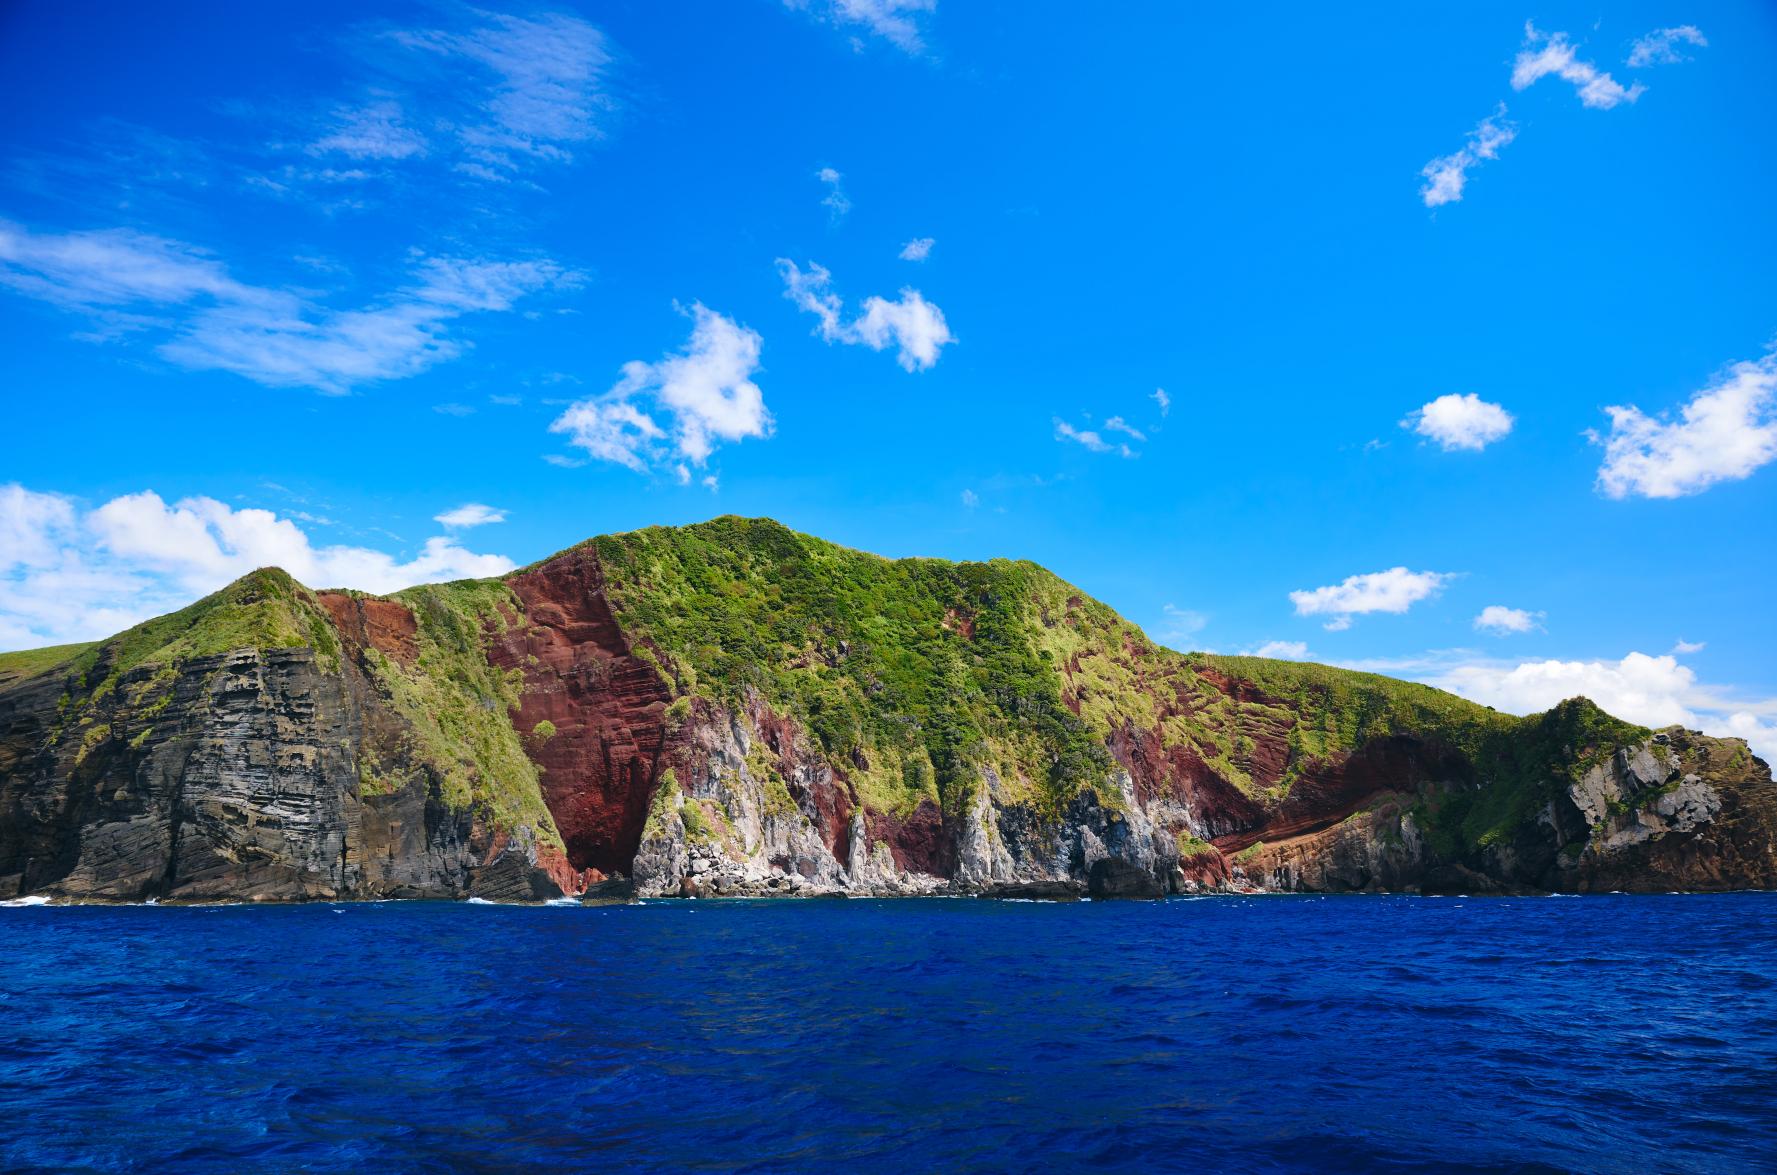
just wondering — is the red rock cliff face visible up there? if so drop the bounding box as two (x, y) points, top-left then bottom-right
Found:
(489, 551), (671, 876)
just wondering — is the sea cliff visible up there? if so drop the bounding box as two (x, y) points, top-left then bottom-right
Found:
(3, 518), (1772, 902)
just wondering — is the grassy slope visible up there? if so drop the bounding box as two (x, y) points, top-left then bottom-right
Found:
(2, 518), (1655, 861)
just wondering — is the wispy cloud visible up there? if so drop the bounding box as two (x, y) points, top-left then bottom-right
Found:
(777, 258), (954, 371)
(1627, 26), (1707, 68)
(1592, 345), (1777, 499)
(816, 167), (851, 220)
(1054, 419), (1135, 459)
(434, 503), (507, 528)
(1512, 23), (1644, 109)
(786, 0), (937, 54)
(550, 303), (771, 475)
(307, 98), (428, 160)
(0, 220), (568, 393)
(898, 237), (934, 261)
(1151, 387), (1170, 416)
(382, 11), (612, 181)
(1420, 106), (1516, 208)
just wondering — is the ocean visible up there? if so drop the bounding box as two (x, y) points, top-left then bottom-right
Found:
(3, 894), (1774, 1172)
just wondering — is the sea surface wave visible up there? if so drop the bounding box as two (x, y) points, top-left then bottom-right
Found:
(3, 894), (1775, 1172)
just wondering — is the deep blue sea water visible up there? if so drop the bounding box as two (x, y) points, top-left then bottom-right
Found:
(3, 895), (1776, 1173)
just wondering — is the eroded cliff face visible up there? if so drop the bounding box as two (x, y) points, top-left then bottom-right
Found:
(489, 551), (670, 878)
(0, 610), (564, 903)
(1235, 729), (1777, 895)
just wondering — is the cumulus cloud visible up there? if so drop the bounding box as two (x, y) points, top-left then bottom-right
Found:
(1290, 567), (1453, 631)
(1628, 26), (1707, 68)
(1512, 23), (1644, 109)
(1420, 106), (1516, 208)
(1405, 393), (1515, 451)
(0, 483), (514, 649)
(550, 303), (770, 475)
(776, 259), (954, 371)
(1425, 650), (1775, 764)
(898, 237), (934, 261)
(0, 220), (567, 392)
(1592, 346), (1777, 499)
(1474, 605), (1542, 635)
(786, 0), (937, 54)
(1054, 419), (1135, 459)
(434, 503), (506, 528)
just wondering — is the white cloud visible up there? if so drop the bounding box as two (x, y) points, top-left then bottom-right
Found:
(308, 99), (428, 160)
(551, 303), (770, 474)
(1427, 651), (1775, 764)
(1054, 419), (1135, 458)
(1249, 640), (1310, 661)
(787, 0), (937, 54)
(776, 259), (955, 371)
(1405, 393), (1515, 451)
(1592, 346), (1777, 499)
(817, 167), (851, 220)
(1103, 416), (1147, 442)
(0, 483), (514, 649)
(1290, 567), (1453, 630)
(1673, 639), (1706, 655)
(899, 237), (934, 261)
(1420, 106), (1516, 208)
(1474, 605), (1542, 635)
(392, 11), (611, 179)
(1512, 23), (1644, 109)
(434, 503), (506, 528)
(960, 488), (979, 508)
(1628, 26), (1707, 68)
(0, 220), (566, 393)
(1151, 387), (1170, 416)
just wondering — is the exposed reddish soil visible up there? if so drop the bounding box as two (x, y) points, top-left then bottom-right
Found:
(317, 593), (418, 666)
(487, 550), (672, 875)
(865, 799), (955, 876)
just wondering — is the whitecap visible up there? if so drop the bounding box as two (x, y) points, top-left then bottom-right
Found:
(464, 896), (497, 905)
(1, 895), (52, 907)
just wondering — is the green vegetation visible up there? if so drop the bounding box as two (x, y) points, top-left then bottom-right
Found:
(1411, 697), (1649, 858)
(67, 568), (341, 698)
(588, 517), (1114, 820)
(370, 577), (563, 851)
(1175, 832), (1218, 860)
(0, 641), (97, 685)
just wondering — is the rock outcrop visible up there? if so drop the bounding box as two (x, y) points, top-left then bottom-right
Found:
(2, 518), (1773, 902)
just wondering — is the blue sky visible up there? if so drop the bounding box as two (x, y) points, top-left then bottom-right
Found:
(2, 2), (1775, 755)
